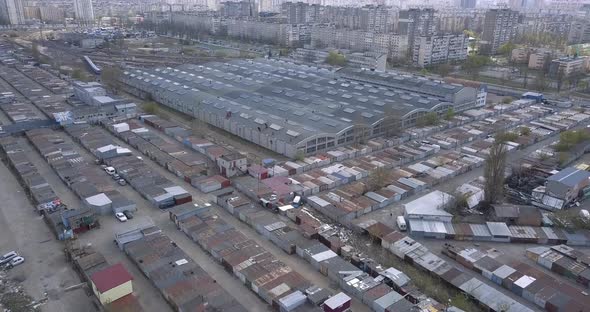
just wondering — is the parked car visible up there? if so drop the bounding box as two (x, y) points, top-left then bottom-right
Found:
(117, 179), (126, 186)
(0, 251), (17, 266)
(123, 210), (134, 220)
(112, 174), (121, 180)
(8, 256), (24, 268)
(115, 212), (127, 222)
(104, 167), (116, 175)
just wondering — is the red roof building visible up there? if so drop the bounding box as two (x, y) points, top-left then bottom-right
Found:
(90, 263), (134, 304)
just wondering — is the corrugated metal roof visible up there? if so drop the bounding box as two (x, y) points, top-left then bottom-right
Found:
(493, 265), (516, 279)
(486, 222), (511, 237)
(470, 224), (491, 238)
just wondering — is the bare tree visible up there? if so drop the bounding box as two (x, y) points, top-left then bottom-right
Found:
(366, 166), (391, 192)
(100, 66), (122, 94)
(483, 143), (507, 204)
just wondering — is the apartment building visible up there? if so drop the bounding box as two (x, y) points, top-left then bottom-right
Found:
(481, 8), (519, 55)
(568, 18), (590, 44)
(399, 8), (436, 57)
(413, 34), (468, 67)
(282, 2), (321, 24)
(40, 5), (65, 23)
(74, 0), (94, 23)
(0, 0), (24, 25)
(290, 48), (387, 71)
(549, 56), (589, 78)
(220, 1), (258, 17)
(528, 50), (553, 70)
(310, 26), (408, 59)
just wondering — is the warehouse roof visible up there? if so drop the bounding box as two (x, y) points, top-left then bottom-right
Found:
(123, 58), (453, 145)
(547, 167), (590, 187)
(338, 68), (467, 97)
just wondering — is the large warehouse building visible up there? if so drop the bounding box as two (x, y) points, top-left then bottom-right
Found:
(121, 59), (486, 158)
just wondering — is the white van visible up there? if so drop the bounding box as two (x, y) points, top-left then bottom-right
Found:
(396, 216), (407, 231)
(104, 167), (116, 175)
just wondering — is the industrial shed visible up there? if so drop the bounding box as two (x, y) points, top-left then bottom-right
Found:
(120, 59), (481, 158)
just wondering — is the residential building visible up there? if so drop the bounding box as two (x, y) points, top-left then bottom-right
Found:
(413, 34), (468, 67)
(217, 152), (247, 177)
(90, 263), (134, 305)
(290, 48), (387, 71)
(511, 47), (555, 69)
(528, 50), (553, 70)
(568, 18), (590, 44)
(320, 5), (397, 32)
(481, 8), (519, 55)
(23, 6), (40, 20)
(0, 0), (25, 25)
(220, 1), (257, 17)
(398, 8), (436, 57)
(121, 59), (483, 157)
(549, 56), (589, 77)
(282, 2), (321, 24)
(545, 0), (590, 13)
(511, 47), (532, 63)
(73, 0), (94, 23)
(460, 0), (476, 8)
(508, 0), (540, 12)
(436, 9), (485, 34)
(40, 5), (65, 23)
(310, 26), (408, 59)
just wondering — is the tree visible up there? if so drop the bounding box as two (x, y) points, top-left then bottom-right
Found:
(502, 97), (512, 104)
(416, 112), (439, 127)
(555, 130), (590, 152)
(294, 150), (305, 162)
(143, 101), (159, 114)
(100, 66), (122, 94)
(522, 65), (529, 88)
(520, 126), (531, 136)
(32, 42), (42, 62)
(534, 74), (549, 92)
(498, 42), (516, 57)
(556, 68), (566, 93)
(495, 131), (518, 143)
(434, 63), (452, 77)
(71, 68), (91, 81)
(444, 108), (455, 121)
(483, 143), (507, 204)
(462, 55), (490, 80)
(325, 51), (347, 66)
(419, 68), (429, 75)
(366, 166), (391, 192)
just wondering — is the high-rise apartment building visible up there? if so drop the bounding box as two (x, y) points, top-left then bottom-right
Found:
(568, 18), (590, 44)
(413, 34), (468, 67)
(282, 2), (321, 24)
(0, 0), (25, 25)
(40, 5), (65, 23)
(481, 8), (519, 55)
(460, 0), (476, 9)
(73, 0), (95, 23)
(221, 1), (257, 17)
(399, 8), (436, 57)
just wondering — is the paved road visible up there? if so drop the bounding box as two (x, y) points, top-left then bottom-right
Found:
(0, 152), (91, 312)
